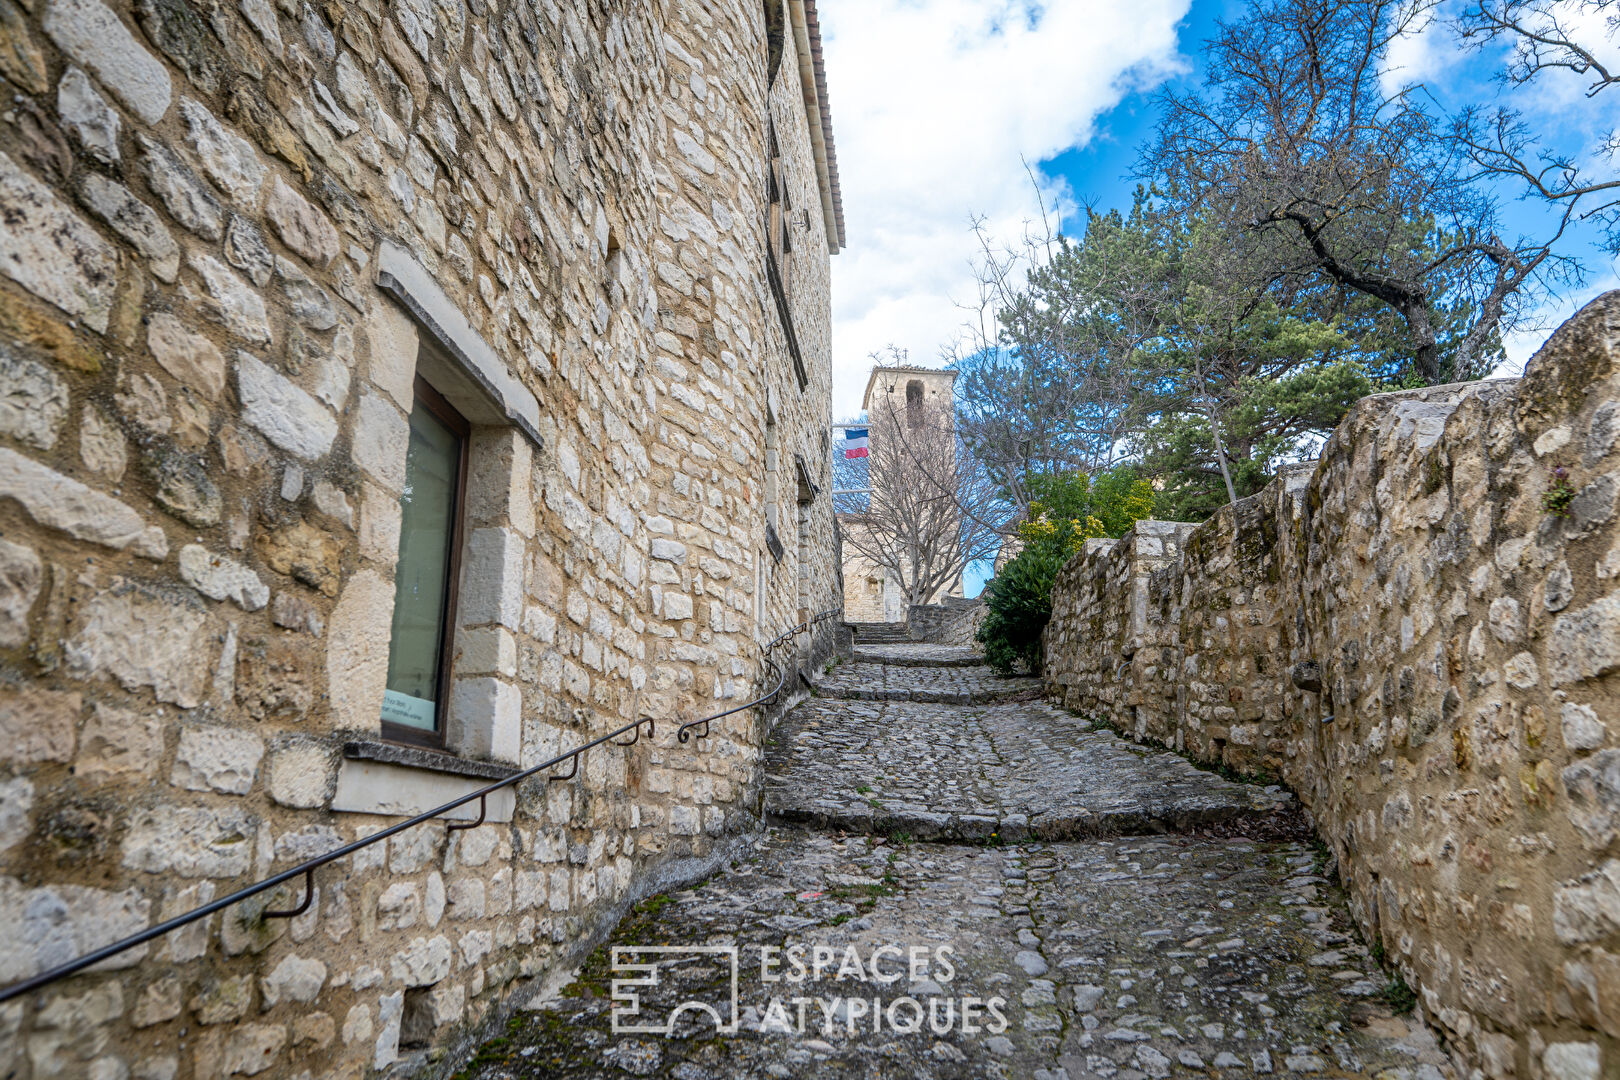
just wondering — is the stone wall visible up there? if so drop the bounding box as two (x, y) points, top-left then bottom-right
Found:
(907, 597), (985, 648)
(0, 0), (843, 1078)
(1044, 292), (1620, 1078)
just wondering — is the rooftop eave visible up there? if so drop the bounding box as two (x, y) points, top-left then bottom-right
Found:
(789, 0), (845, 254)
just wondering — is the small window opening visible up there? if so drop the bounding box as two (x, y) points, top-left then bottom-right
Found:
(906, 380), (924, 428)
(379, 377), (469, 747)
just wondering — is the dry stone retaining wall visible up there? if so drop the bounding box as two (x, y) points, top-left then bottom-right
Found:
(0, 0), (842, 1078)
(906, 597), (985, 648)
(1045, 292), (1620, 1079)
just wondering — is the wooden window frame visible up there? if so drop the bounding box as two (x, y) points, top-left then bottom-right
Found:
(382, 376), (471, 751)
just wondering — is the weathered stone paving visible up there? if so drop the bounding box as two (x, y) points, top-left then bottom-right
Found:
(765, 698), (1293, 840)
(451, 643), (1450, 1079)
(484, 828), (1448, 1079)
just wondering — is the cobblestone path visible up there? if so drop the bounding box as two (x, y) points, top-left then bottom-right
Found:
(458, 647), (1452, 1079)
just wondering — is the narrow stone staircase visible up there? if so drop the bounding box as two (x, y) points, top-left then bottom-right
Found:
(477, 639), (1455, 1080)
(846, 620), (913, 644)
(775, 643), (1293, 842)
(810, 644), (1041, 703)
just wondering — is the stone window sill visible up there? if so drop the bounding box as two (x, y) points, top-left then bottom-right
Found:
(342, 740), (520, 781)
(331, 741), (520, 822)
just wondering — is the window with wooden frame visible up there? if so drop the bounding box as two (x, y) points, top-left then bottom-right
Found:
(379, 377), (470, 748)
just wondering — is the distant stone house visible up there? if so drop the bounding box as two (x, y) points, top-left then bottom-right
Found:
(839, 365), (962, 622)
(0, 0), (842, 1075)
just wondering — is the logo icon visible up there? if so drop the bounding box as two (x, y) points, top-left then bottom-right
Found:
(609, 945), (740, 1036)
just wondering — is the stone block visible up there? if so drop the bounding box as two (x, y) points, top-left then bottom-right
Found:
(455, 626), (516, 678)
(0, 776), (32, 854)
(458, 527), (523, 630)
(137, 134), (222, 241)
(350, 391), (409, 493)
(1554, 859), (1620, 944)
(1563, 702), (1608, 752)
(446, 877), (485, 920)
(77, 175), (177, 282)
(1543, 1043), (1601, 1080)
(190, 974), (252, 1023)
(179, 544), (269, 610)
(65, 584), (209, 707)
(121, 804), (256, 877)
(373, 991), (403, 1069)
(390, 935), (451, 987)
(359, 481), (403, 567)
(1552, 594), (1620, 686)
(260, 954), (326, 1006)
(179, 97), (265, 209)
(192, 255), (272, 343)
(466, 427), (534, 535)
(365, 300), (418, 411)
(0, 450), (167, 557)
(0, 876), (151, 981)
(78, 405), (127, 478)
(266, 741), (333, 808)
(326, 568), (392, 732)
(0, 686), (78, 764)
(58, 67), (120, 164)
(131, 976), (182, 1028)
(376, 882), (420, 930)
(147, 314), (225, 399)
(237, 353), (336, 459)
(257, 518), (342, 596)
(221, 1022), (285, 1076)
(76, 703), (164, 779)
(448, 676), (521, 763)
(265, 175), (340, 266)
(0, 345), (69, 451)
(171, 724), (265, 794)
(0, 149), (117, 331)
(0, 536), (42, 647)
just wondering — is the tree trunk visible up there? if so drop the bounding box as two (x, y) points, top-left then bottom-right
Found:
(1195, 353), (1240, 507)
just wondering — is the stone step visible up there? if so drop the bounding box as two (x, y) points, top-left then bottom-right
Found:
(809, 662), (1041, 704)
(850, 648), (983, 667)
(766, 797), (1300, 843)
(764, 698), (1299, 844)
(847, 644), (986, 667)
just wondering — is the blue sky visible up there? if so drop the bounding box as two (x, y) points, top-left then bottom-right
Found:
(818, 0), (1619, 598)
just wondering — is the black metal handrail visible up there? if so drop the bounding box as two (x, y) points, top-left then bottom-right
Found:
(676, 606), (840, 742)
(0, 605), (843, 1005)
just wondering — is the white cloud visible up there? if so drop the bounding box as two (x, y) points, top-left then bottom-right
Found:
(1378, 0), (1461, 97)
(817, 0), (1191, 417)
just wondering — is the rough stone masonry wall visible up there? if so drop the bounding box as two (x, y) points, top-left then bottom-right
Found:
(0, 0), (841, 1078)
(1045, 292), (1620, 1079)
(906, 598), (985, 649)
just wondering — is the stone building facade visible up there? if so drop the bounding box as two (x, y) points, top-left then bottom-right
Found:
(839, 364), (961, 622)
(0, 0), (843, 1076)
(1044, 293), (1620, 1079)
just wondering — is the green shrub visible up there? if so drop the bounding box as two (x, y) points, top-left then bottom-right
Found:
(976, 465), (1154, 675)
(977, 530), (1073, 674)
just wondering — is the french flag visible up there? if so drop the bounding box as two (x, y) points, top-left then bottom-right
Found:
(843, 428), (869, 459)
